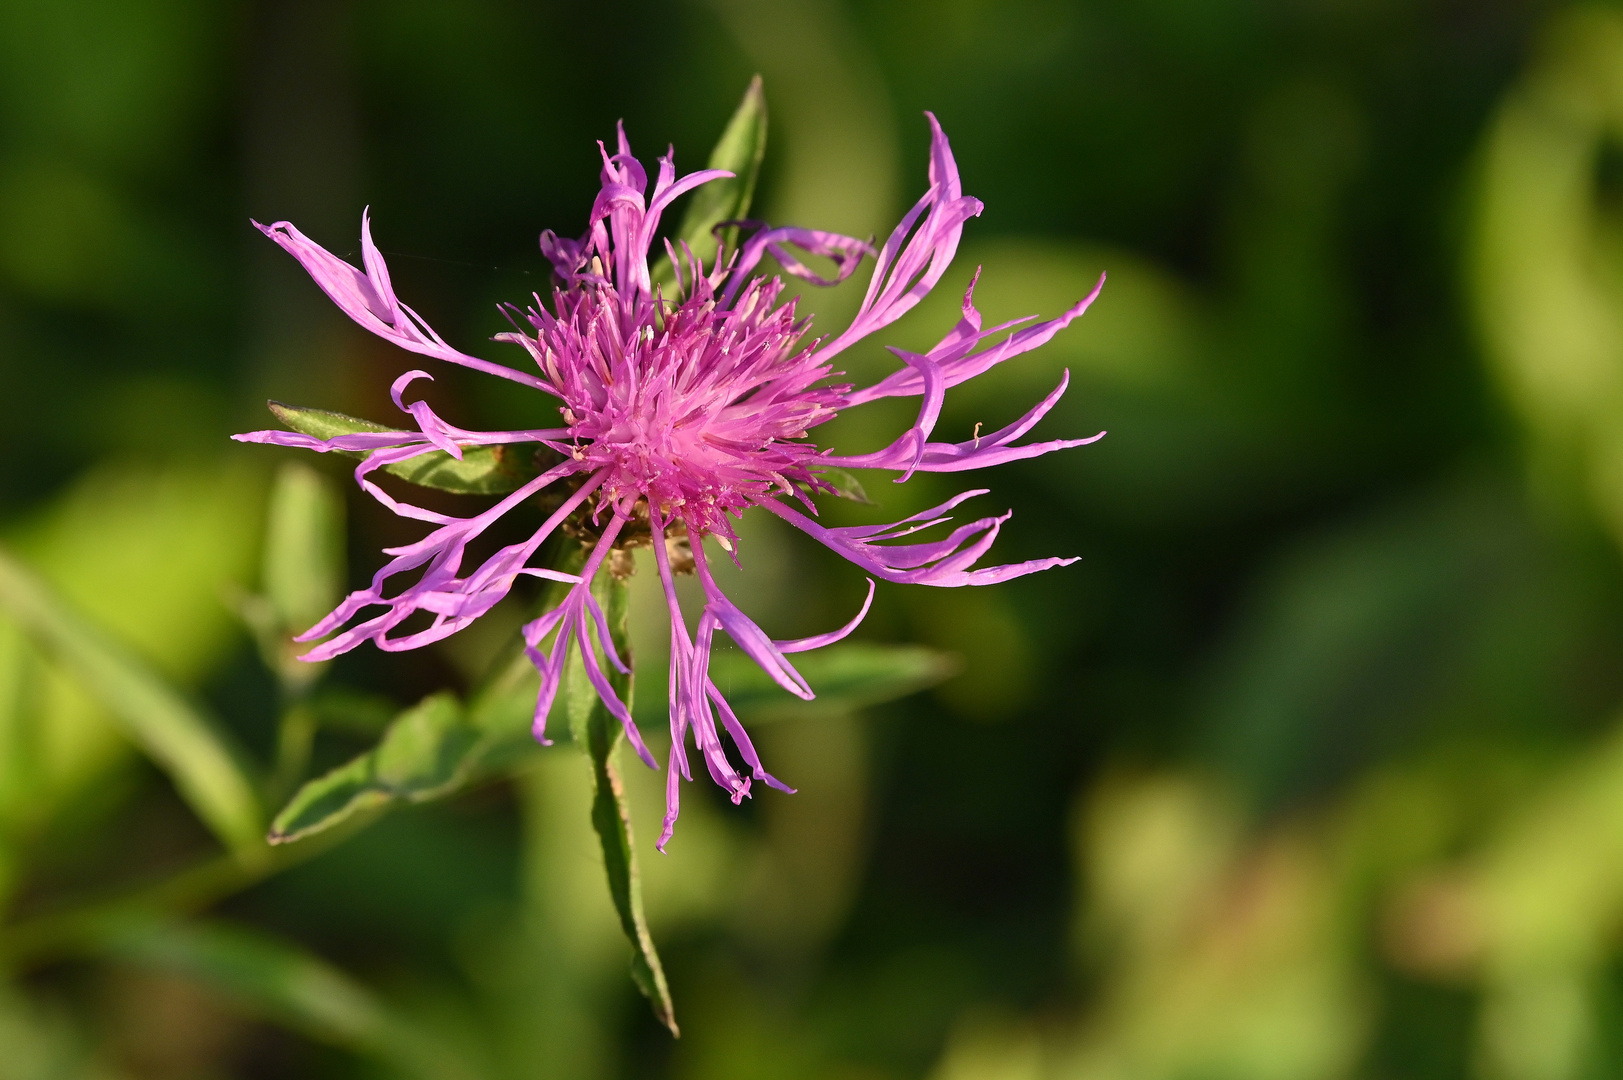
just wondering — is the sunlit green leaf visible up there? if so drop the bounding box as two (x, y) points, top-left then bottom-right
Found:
(1469, 8), (1623, 551)
(0, 983), (100, 1080)
(263, 462), (345, 634)
(578, 568), (677, 1035)
(655, 75), (767, 294)
(268, 692), (472, 844)
(707, 642), (959, 721)
(5, 461), (265, 812)
(267, 401), (552, 495)
(0, 546), (263, 854)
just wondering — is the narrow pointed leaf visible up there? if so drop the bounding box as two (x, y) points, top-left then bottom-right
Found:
(704, 643), (959, 721)
(576, 568), (677, 1035)
(656, 75), (767, 292)
(268, 692), (472, 844)
(0, 545), (263, 853)
(267, 401), (552, 495)
(267, 545), (582, 844)
(819, 467), (875, 505)
(268, 544), (677, 1029)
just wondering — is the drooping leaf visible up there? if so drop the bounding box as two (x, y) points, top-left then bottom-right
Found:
(573, 567), (677, 1035)
(102, 919), (475, 1078)
(706, 643), (959, 721)
(268, 692), (473, 844)
(656, 75), (767, 293)
(0, 545), (264, 854)
(267, 401), (553, 496)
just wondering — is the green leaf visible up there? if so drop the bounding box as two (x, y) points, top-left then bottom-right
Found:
(307, 685), (400, 735)
(268, 692), (473, 844)
(575, 567), (678, 1036)
(819, 467), (875, 505)
(706, 643), (959, 721)
(265, 544), (677, 1031)
(263, 461), (345, 633)
(655, 75), (768, 294)
(267, 401), (552, 495)
(267, 548), (586, 844)
(0, 545), (264, 854)
(102, 919), (475, 1078)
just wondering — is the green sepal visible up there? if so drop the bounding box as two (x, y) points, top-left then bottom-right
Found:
(654, 75), (768, 296)
(819, 467), (875, 505)
(267, 401), (553, 496)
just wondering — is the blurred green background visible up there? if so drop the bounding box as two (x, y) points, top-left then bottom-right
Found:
(8, 0), (1623, 1077)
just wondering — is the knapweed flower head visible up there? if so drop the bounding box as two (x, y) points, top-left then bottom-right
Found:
(237, 115), (1104, 849)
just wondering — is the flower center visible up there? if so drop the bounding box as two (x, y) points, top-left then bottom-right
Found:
(535, 277), (846, 534)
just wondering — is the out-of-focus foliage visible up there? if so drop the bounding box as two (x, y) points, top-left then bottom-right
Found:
(4, 1), (1623, 1078)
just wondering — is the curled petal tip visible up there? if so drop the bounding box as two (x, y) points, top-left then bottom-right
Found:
(390, 369), (434, 406)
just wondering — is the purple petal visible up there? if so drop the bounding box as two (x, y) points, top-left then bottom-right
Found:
(776, 579), (875, 653)
(846, 272), (1105, 405)
(815, 115), (984, 362)
(758, 493), (1079, 588)
(257, 214), (553, 392)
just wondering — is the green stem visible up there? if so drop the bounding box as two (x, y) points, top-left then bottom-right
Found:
(268, 699), (318, 806)
(579, 565), (678, 1035)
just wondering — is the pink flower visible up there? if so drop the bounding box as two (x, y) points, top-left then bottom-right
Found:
(236, 115), (1104, 849)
